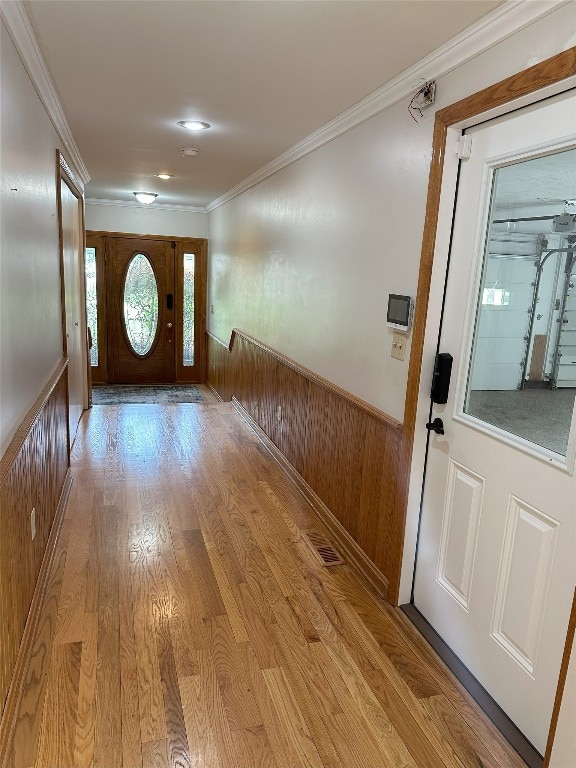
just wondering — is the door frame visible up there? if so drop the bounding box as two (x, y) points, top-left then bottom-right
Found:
(410, 95), (576, 765)
(395, 49), (576, 603)
(395, 50), (576, 766)
(86, 231), (208, 384)
(56, 150), (89, 434)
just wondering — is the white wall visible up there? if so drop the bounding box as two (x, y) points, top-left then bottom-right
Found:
(0, 22), (66, 455)
(208, 91), (426, 420)
(207, 2), (576, 423)
(85, 201), (208, 238)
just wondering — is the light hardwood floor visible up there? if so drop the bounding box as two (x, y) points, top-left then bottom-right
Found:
(2, 398), (528, 767)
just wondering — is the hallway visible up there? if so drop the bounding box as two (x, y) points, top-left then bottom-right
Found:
(4, 400), (527, 768)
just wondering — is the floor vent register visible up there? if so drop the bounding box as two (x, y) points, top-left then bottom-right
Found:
(303, 530), (345, 567)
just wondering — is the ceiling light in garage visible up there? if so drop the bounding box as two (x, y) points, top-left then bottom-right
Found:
(133, 192), (158, 204)
(177, 120), (210, 131)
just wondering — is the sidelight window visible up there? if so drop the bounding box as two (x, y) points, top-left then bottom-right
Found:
(85, 246), (99, 366)
(183, 253), (195, 366)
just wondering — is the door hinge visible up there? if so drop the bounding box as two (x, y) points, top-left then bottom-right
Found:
(456, 135), (473, 160)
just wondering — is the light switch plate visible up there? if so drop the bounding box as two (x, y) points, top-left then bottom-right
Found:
(391, 332), (406, 361)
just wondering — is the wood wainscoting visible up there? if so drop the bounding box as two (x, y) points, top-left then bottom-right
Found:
(0, 359), (71, 726)
(207, 330), (403, 600)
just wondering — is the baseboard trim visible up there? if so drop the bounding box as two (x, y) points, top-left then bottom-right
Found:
(232, 396), (389, 602)
(206, 381), (224, 402)
(400, 603), (543, 768)
(0, 468), (72, 762)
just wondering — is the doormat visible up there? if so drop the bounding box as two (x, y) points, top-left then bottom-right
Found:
(92, 385), (205, 405)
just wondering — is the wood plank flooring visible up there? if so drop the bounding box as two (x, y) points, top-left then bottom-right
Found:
(2, 398), (528, 767)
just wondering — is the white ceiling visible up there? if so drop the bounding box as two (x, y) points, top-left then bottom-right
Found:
(24, 0), (504, 209)
(495, 148), (576, 209)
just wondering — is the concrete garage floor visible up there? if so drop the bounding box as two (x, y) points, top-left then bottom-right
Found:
(467, 388), (576, 456)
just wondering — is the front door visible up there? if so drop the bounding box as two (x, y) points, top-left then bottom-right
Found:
(414, 91), (576, 754)
(106, 237), (176, 383)
(85, 234), (207, 385)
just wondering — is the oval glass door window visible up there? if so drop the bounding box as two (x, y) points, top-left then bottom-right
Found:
(123, 253), (159, 356)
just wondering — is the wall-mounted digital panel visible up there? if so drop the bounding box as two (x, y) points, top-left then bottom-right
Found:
(387, 294), (414, 332)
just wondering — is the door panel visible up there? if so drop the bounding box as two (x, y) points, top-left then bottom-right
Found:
(491, 497), (559, 676)
(106, 237), (175, 383)
(414, 91), (576, 754)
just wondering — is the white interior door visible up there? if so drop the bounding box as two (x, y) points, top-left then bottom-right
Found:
(414, 90), (576, 755)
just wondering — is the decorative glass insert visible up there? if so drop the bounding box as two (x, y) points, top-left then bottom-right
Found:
(123, 253), (159, 356)
(183, 253), (195, 366)
(85, 247), (98, 366)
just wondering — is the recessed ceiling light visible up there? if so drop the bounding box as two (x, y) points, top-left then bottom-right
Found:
(133, 192), (157, 205)
(177, 120), (210, 131)
(155, 173), (173, 180)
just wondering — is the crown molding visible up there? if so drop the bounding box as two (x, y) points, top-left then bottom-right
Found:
(206, 0), (570, 212)
(1, 0), (91, 185)
(85, 198), (207, 214)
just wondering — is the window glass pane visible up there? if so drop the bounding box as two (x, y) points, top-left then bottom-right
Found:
(123, 253), (159, 356)
(85, 246), (98, 366)
(183, 253), (195, 366)
(465, 147), (576, 456)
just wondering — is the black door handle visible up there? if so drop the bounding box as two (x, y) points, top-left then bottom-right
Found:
(426, 417), (445, 435)
(431, 353), (453, 404)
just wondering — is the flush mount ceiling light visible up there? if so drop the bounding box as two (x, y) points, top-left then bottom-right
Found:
(133, 192), (157, 204)
(181, 147), (199, 157)
(177, 120), (210, 131)
(154, 173), (173, 180)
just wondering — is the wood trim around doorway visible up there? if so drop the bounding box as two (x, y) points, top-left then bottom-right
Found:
(544, 587), (576, 766)
(391, 48), (576, 604)
(86, 230), (203, 242)
(56, 150), (87, 363)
